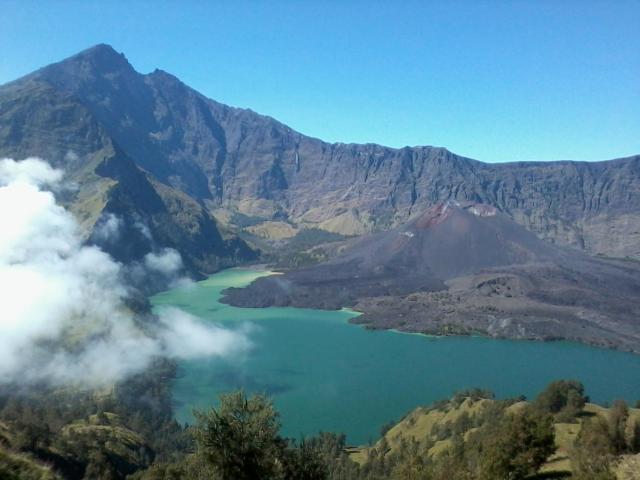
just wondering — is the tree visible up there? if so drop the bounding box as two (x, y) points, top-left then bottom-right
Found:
(534, 380), (586, 421)
(631, 419), (640, 453)
(303, 432), (358, 480)
(477, 408), (555, 480)
(83, 450), (118, 480)
(193, 391), (282, 480)
(429, 435), (473, 480)
(608, 399), (629, 454)
(132, 391), (333, 480)
(571, 417), (615, 480)
(389, 451), (430, 480)
(280, 439), (328, 480)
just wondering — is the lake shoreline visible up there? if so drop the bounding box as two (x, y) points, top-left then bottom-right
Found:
(218, 267), (640, 355)
(152, 267), (640, 444)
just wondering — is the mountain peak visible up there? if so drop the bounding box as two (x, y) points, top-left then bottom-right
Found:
(66, 43), (132, 72)
(34, 43), (135, 87)
(80, 43), (119, 55)
(411, 202), (498, 230)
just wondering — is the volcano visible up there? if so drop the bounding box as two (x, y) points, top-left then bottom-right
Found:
(222, 202), (640, 352)
(317, 201), (564, 280)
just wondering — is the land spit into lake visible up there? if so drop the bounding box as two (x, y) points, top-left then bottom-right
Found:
(151, 268), (640, 445)
(222, 203), (640, 354)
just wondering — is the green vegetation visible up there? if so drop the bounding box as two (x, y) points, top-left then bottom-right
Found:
(274, 228), (350, 268)
(230, 212), (268, 228)
(2, 378), (639, 479)
(0, 447), (62, 480)
(474, 408), (555, 479)
(347, 397), (555, 480)
(0, 360), (187, 480)
(569, 400), (640, 480)
(348, 382), (640, 480)
(195, 391), (281, 479)
(285, 229), (348, 252)
(132, 391), (330, 480)
(534, 380), (588, 422)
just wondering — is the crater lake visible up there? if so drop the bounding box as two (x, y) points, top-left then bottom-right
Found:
(150, 268), (640, 445)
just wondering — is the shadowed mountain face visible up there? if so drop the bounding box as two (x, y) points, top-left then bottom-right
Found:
(222, 202), (640, 352)
(1, 44), (638, 261)
(0, 46), (257, 282)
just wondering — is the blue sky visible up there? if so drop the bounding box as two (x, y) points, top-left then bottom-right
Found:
(1, 0), (638, 162)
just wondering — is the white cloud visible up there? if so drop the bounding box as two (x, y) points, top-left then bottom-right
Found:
(157, 308), (252, 359)
(0, 157), (249, 387)
(64, 150), (79, 163)
(92, 213), (124, 244)
(144, 248), (183, 276)
(134, 219), (152, 240)
(0, 157), (62, 186)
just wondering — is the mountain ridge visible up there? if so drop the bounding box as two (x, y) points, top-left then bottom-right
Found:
(1, 44), (639, 262)
(0, 45), (259, 283)
(4, 43), (637, 164)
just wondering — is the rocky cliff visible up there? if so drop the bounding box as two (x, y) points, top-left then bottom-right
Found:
(1, 44), (639, 261)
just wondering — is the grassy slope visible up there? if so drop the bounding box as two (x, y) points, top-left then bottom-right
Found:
(246, 221), (298, 240)
(60, 412), (148, 465)
(1, 420), (60, 479)
(0, 447), (62, 480)
(1, 410), (151, 479)
(350, 398), (640, 479)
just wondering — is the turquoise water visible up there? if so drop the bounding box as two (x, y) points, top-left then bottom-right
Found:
(151, 268), (640, 445)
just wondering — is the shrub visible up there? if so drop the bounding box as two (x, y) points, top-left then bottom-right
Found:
(534, 380), (586, 420)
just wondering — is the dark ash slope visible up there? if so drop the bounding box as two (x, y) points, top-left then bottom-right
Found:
(222, 203), (640, 352)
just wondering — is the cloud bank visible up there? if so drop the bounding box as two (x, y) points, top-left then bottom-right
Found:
(0, 157), (249, 387)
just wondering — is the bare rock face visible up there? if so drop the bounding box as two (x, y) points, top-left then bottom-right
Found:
(1, 44), (637, 261)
